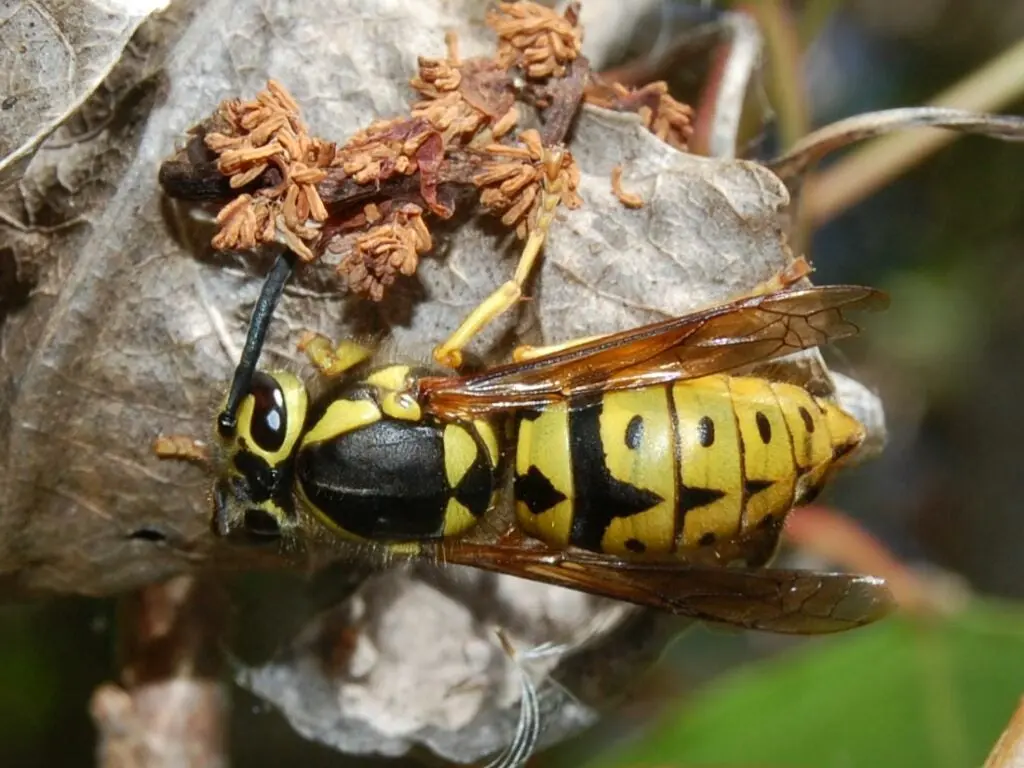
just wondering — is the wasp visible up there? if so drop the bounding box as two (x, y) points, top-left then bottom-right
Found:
(159, 262), (893, 635)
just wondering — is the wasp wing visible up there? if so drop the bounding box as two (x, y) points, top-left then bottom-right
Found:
(440, 543), (895, 634)
(420, 285), (888, 418)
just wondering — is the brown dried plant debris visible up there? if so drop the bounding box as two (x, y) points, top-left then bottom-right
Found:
(331, 116), (453, 219)
(585, 79), (695, 152)
(410, 52), (518, 145)
(329, 203), (433, 301)
(474, 129), (582, 240)
(610, 165), (644, 209)
(205, 80), (336, 260)
(163, 2), (605, 302)
(488, 1), (583, 79)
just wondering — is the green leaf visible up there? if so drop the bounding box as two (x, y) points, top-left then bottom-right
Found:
(590, 600), (1024, 768)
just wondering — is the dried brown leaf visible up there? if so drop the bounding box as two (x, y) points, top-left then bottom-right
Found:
(0, 0), (168, 179)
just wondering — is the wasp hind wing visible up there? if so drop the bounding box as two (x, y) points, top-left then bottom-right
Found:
(440, 543), (895, 634)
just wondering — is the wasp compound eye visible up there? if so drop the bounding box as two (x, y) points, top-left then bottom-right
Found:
(242, 508), (282, 539)
(248, 372), (288, 452)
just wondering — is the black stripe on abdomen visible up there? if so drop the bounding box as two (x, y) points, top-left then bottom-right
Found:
(567, 394), (663, 552)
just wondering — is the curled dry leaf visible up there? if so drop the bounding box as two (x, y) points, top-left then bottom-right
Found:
(0, 0), (170, 178)
(0, 0), (893, 765)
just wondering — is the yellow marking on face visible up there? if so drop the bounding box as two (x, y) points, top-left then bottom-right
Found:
(598, 387), (677, 554)
(514, 404), (573, 548)
(671, 375), (744, 547)
(366, 365), (411, 392)
(443, 498), (478, 537)
(443, 424), (479, 488)
(230, 371), (309, 466)
(727, 376), (797, 531)
(300, 398), (381, 447)
(380, 391), (423, 421)
(474, 419), (501, 468)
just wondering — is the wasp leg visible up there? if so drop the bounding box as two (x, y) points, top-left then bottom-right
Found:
(432, 147), (570, 370)
(153, 435), (211, 467)
(512, 333), (606, 362)
(297, 332), (373, 378)
(511, 257), (814, 363)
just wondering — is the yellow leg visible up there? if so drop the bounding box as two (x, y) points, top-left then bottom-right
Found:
(433, 147), (568, 370)
(512, 333), (607, 362)
(297, 332), (373, 378)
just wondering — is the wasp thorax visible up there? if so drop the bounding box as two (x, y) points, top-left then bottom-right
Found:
(291, 365), (501, 544)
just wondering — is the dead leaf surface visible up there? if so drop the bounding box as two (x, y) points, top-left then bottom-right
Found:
(0, 0), (170, 178)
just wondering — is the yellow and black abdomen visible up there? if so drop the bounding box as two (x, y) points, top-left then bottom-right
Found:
(513, 374), (864, 558)
(295, 367), (501, 542)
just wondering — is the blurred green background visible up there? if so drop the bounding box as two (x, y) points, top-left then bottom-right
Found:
(3, 1), (1024, 766)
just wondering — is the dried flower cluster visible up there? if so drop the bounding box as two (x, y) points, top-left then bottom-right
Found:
(475, 129), (581, 239)
(166, 1), (697, 302)
(410, 55), (518, 144)
(328, 203), (433, 301)
(337, 117), (443, 183)
(324, 1), (585, 299)
(205, 80), (336, 260)
(585, 80), (695, 151)
(489, 1), (582, 78)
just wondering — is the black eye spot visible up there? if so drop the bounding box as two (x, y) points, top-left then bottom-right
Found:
(699, 532), (717, 546)
(755, 411), (772, 443)
(624, 537), (646, 553)
(248, 372), (288, 452)
(697, 415), (715, 447)
(625, 415), (644, 450)
(243, 509), (282, 538)
(799, 406), (815, 433)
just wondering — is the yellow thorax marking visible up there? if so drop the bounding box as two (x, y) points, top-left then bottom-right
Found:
(380, 391), (423, 421)
(443, 424), (479, 487)
(301, 399), (381, 446)
(366, 365), (422, 421)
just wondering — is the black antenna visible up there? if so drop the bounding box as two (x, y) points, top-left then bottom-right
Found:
(217, 250), (297, 436)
